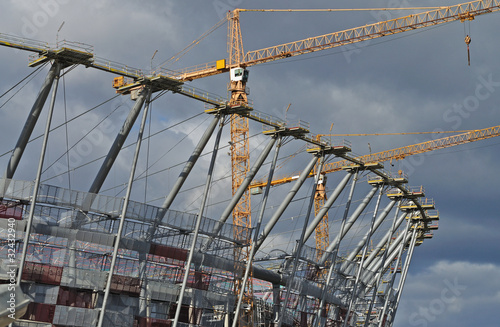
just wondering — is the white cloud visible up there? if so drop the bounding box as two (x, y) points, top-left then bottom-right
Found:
(395, 260), (500, 327)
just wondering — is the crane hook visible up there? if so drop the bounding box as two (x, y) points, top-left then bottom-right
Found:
(464, 35), (471, 66)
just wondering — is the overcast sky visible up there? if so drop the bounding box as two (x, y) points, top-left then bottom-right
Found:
(0, 1), (499, 326)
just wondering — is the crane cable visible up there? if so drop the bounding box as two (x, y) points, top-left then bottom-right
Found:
(240, 7), (447, 13)
(155, 16), (228, 71)
(322, 130), (474, 136)
(464, 19), (472, 66)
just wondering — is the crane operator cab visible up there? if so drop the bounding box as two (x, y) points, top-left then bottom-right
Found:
(230, 67), (249, 82)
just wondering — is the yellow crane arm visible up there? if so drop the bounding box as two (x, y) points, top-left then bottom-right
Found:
(250, 124), (500, 189)
(175, 0), (500, 81)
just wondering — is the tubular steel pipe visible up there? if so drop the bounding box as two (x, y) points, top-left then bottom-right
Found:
(173, 115), (225, 327)
(88, 90), (148, 195)
(303, 172), (353, 244)
(3, 63), (60, 182)
(138, 114), (219, 315)
(362, 211), (407, 270)
(254, 155), (319, 252)
(232, 134), (282, 327)
(314, 170), (359, 327)
(343, 186), (384, 327)
(158, 115), (220, 216)
(386, 223), (418, 327)
(277, 154), (325, 327)
(319, 184), (378, 266)
(97, 87), (151, 327)
(203, 135), (277, 251)
(343, 200), (397, 266)
(17, 62), (61, 285)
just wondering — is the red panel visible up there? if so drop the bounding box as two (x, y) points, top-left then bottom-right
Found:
(0, 200), (23, 220)
(137, 317), (172, 327)
(168, 305), (202, 325)
(187, 271), (210, 291)
(110, 274), (141, 296)
(149, 244), (188, 261)
(22, 262), (62, 285)
(57, 286), (95, 308)
(21, 302), (56, 323)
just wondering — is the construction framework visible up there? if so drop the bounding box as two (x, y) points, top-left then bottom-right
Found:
(0, 43), (437, 327)
(0, 1), (499, 326)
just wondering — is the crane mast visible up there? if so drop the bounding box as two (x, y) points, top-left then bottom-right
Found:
(227, 10), (254, 327)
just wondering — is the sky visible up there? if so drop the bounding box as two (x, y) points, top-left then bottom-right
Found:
(0, 1), (499, 326)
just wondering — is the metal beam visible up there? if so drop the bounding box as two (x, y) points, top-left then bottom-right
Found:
(232, 134), (282, 327)
(138, 114), (219, 315)
(254, 155), (319, 252)
(173, 116), (225, 327)
(205, 135), (277, 249)
(2, 62), (60, 185)
(362, 212), (407, 270)
(319, 185), (378, 265)
(16, 61), (61, 285)
(314, 170), (359, 327)
(87, 90), (148, 195)
(386, 224), (418, 327)
(303, 172), (353, 244)
(278, 155), (325, 327)
(343, 199), (397, 266)
(343, 186), (384, 327)
(157, 115), (220, 216)
(97, 88), (152, 327)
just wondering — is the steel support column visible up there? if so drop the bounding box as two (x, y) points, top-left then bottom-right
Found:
(87, 90), (148, 196)
(232, 134), (282, 327)
(277, 154), (325, 327)
(362, 211), (407, 270)
(362, 209), (412, 327)
(158, 115), (220, 216)
(377, 212), (415, 327)
(172, 115), (225, 327)
(254, 155), (319, 252)
(303, 172), (353, 244)
(97, 87), (151, 327)
(343, 186), (384, 327)
(314, 170), (359, 327)
(1, 62), (60, 195)
(386, 222), (418, 327)
(138, 114), (220, 316)
(319, 184), (378, 266)
(203, 134), (278, 251)
(16, 62), (61, 285)
(342, 200), (398, 270)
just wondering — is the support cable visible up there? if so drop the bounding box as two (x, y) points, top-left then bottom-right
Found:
(155, 16), (228, 70)
(0, 95), (119, 160)
(0, 62), (48, 104)
(40, 99), (124, 176)
(41, 106), (203, 183)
